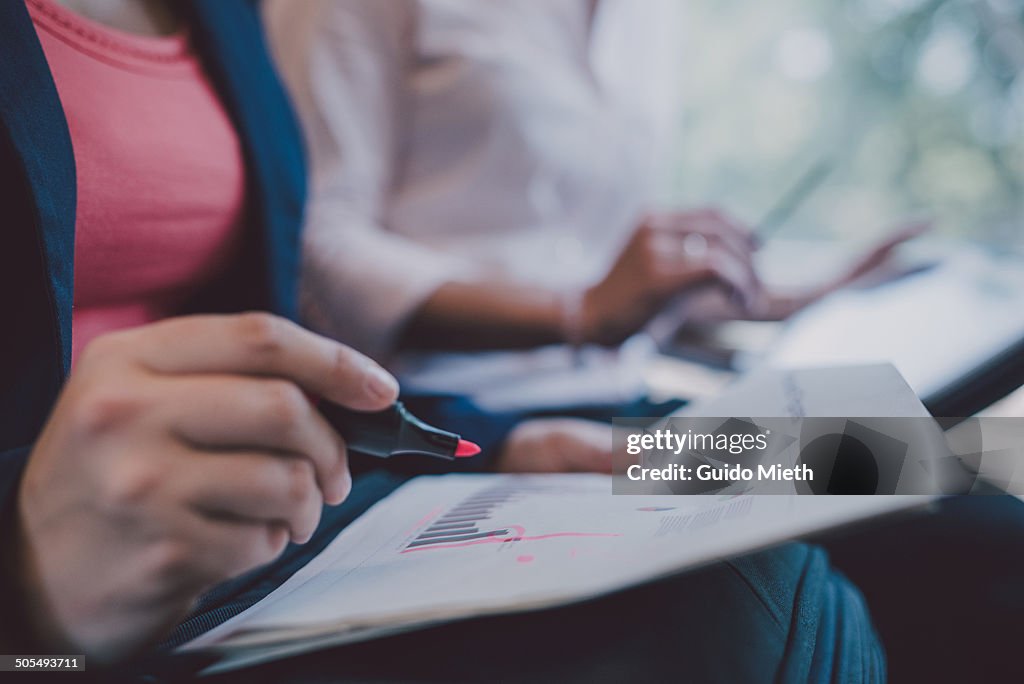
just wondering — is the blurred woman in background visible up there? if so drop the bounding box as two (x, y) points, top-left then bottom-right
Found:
(265, 0), (918, 413)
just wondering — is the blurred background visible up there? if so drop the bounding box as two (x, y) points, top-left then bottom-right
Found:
(668, 0), (1023, 249)
(645, 0), (1024, 415)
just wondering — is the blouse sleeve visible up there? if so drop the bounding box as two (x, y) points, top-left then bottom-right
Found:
(263, 0), (472, 361)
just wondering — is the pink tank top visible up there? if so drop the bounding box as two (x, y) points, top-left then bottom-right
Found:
(27, 0), (247, 363)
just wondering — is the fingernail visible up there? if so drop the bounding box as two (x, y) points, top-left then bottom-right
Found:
(364, 364), (399, 402)
(336, 468), (353, 504)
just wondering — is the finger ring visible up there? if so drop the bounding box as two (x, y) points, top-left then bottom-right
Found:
(682, 233), (709, 261)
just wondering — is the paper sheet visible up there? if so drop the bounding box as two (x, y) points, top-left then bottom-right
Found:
(186, 475), (928, 673)
(680, 363), (930, 418)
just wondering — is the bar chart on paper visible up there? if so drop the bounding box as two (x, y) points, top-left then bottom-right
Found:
(402, 480), (625, 553)
(184, 473), (928, 673)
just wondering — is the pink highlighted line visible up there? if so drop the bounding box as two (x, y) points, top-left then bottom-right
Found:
(401, 525), (621, 553)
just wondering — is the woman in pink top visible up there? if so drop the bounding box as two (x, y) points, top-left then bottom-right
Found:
(3, 0), (397, 662)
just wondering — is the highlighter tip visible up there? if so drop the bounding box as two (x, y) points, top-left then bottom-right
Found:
(455, 439), (482, 458)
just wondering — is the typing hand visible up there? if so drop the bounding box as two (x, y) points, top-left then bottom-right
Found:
(581, 209), (762, 345)
(745, 219), (933, 321)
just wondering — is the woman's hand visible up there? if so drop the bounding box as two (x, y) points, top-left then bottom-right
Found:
(580, 209), (762, 345)
(14, 313), (398, 663)
(744, 219), (933, 321)
(497, 418), (613, 474)
(821, 220), (932, 292)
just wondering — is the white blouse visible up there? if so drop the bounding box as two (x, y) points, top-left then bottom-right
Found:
(264, 0), (686, 406)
